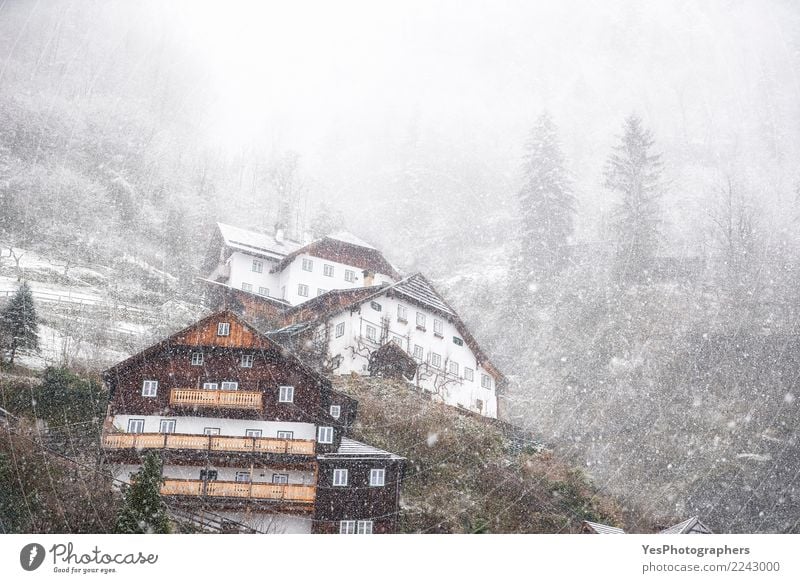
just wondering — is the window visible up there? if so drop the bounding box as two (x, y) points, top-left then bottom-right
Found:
(203, 382), (219, 390)
(221, 381), (239, 390)
(241, 354), (254, 368)
(217, 322), (230, 336)
(245, 429), (262, 438)
(279, 385), (294, 403)
(449, 361), (459, 376)
(370, 468), (385, 487)
(159, 419), (176, 434)
(413, 345), (424, 361)
(430, 352), (442, 369)
(141, 380), (158, 397)
(397, 304), (407, 322)
(339, 521), (356, 534)
(335, 322), (345, 337)
(298, 284), (309, 297)
(481, 374), (492, 390)
(241, 282), (253, 292)
(366, 325), (377, 341)
(200, 469), (218, 481)
(317, 288), (327, 296)
(416, 312), (426, 329)
(258, 286), (269, 297)
(433, 319), (443, 337)
(330, 405), (341, 419)
(357, 520), (373, 534)
(318, 426), (333, 443)
(333, 468), (348, 486)
(370, 301), (382, 312)
(127, 418), (145, 433)
(453, 336), (464, 346)
(235, 471), (251, 483)
(302, 258), (313, 271)
(272, 474), (289, 484)
(277, 430), (294, 440)
(252, 259), (263, 273)
(464, 367), (474, 382)
(476, 399), (484, 412)
(390, 336), (403, 348)
(344, 269), (355, 282)
(204, 427), (220, 435)
(191, 352), (203, 366)
(324, 264), (334, 277)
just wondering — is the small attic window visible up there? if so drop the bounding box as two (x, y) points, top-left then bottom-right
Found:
(453, 336), (464, 346)
(217, 322), (230, 336)
(370, 301), (382, 312)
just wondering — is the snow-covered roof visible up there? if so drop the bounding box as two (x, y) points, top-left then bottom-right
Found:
(659, 516), (713, 534)
(392, 274), (456, 317)
(582, 520), (625, 534)
(317, 437), (404, 460)
(217, 223), (303, 260)
(327, 231), (376, 249)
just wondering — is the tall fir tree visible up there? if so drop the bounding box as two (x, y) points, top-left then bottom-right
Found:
(115, 452), (170, 534)
(604, 115), (663, 283)
(516, 113), (576, 287)
(0, 281), (38, 365)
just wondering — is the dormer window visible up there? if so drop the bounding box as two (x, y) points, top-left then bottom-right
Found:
(217, 322), (230, 336)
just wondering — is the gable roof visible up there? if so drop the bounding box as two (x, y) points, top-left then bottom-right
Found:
(659, 516), (713, 534)
(270, 235), (401, 279)
(581, 520), (626, 534)
(391, 273), (456, 316)
(327, 231), (376, 249)
(317, 437), (404, 460)
(103, 310), (331, 394)
(217, 222), (303, 261)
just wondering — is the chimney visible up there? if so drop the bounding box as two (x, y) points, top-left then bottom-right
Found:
(274, 223), (285, 244)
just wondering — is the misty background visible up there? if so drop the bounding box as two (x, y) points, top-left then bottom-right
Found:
(1, 0), (799, 533)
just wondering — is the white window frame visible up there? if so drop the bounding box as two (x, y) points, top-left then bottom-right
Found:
(245, 429), (262, 438)
(277, 430), (294, 440)
(217, 322), (230, 336)
(235, 471), (251, 483)
(252, 259), (263, 273)
(449, 361), (459, 376)
(335, 322), (345, 337)
(204, 427), (220, 435)
(302, 258), (313, 272)
(127, 418), (145, 433)
(203, 382), (219, 390)
(344, 269), (355, 282)
(241, 282), (253, 292)
(159, 419), (176, 434)
(413, 345), (423, 361)
(191, 352), (203, 366)
(366, 325), (377, 341)
(318, 426), (334, 444)
(141, 380), (158, 397)
(317, 288), (327, 296)
(481, 374), (492, 390)
(369, 468), (385, 487)
(433, 318), (444, 337)
(330, 405), (341, 419)
(278, 385), (295, 403)
(397, 304), (407, 322)
(464, 367), (474, 382)
(272, 473), (289, 484)
(258, 286), (269, 297)
(430, 352), (442, 369)
(333, 468), (348, 486)
(339, 520), (356, 534)
(416, 312), (426, 329)
(323, 264), (334, 277)
(241, 354), (254, 368)
(453, 336), (464, 346)
(221, 381), (239, 390)
(298, 283), (309, 297)
(357, 520), (374, 534)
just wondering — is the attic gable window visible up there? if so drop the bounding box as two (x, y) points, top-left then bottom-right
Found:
(330, 405), (341, 419)
(324, 264), (334, 277)
(252, 259), (263, 273)
(141, 380), (158, 397)
(344, 269), (355, 282)
(217, 322), (231, 336)
(302, 258), (313, 271)
(370, 301), (382, 312)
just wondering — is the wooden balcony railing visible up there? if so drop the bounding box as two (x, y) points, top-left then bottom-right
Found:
(169, 388), (263, 410)
(103, 433), (316, 455)
(161, 479), (316, 503)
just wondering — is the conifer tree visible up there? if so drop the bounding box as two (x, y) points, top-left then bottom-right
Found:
(0, 281), (38, 365)
(604, 115), (663, 283)
(115, 452), (170, 534)
(516, 113), (576, 285)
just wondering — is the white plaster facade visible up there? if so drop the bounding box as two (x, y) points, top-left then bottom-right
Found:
(109, 415), (317, 440)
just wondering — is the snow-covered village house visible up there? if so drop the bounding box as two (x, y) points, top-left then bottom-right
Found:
(101, 310), (405, 534)
(201, 223), (506, 419)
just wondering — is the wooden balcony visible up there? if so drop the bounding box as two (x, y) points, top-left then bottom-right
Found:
(169, 388), (263, 411)
(161, 479), (316, 503)
(103, 433), (316, 456)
